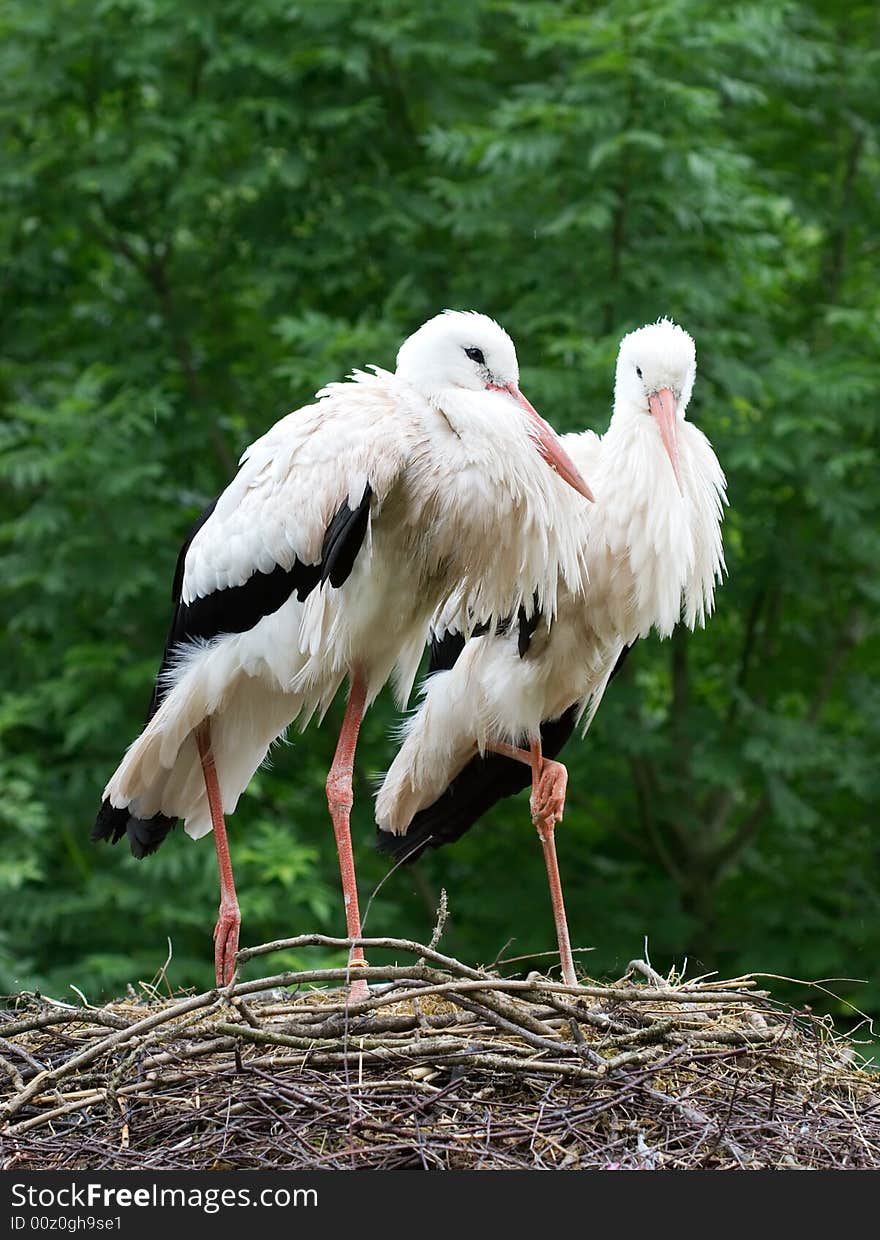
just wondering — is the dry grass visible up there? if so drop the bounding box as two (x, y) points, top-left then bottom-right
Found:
(1, 933), (878, 1170)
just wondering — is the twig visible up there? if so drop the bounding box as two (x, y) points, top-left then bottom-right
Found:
(0, 1056), (23, 1091)
(0, 1036), (47, 1079)
(626, 959), (667, 988)
(0, 1007), (132, 1038)
(236, 934), (490, 981)
(1, 990), (219, 1119)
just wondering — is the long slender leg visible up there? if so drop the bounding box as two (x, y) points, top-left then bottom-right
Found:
(528, 740), (576, 988)
(195, 719), (240, 987)
(488, 739), (577, 987)
(326, 667), (369, 1001)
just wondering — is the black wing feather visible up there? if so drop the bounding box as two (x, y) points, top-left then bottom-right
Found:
(95, 484), (374, 859)
(428, 630), (466, 675)
(171, 498), (217, 604)
(428, 614), (511, 677)
(149, 485), (372, 719)
(428, 587), (541, 679)
(320, 484), (372, 587)
(517, 596), (542, 658)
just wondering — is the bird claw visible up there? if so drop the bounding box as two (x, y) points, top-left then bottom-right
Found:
(530, 759), (568, 836)
(213, 901), (241, 987)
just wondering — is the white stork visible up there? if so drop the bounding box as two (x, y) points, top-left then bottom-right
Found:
(93, 310), (594, 992)
(376, 319), (727, 986)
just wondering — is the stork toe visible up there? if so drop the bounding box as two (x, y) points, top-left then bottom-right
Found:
(531, 760), (568, 833)
(213, 902), (241, 986)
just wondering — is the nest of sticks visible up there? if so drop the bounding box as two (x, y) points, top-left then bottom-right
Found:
(1, 931), (878, 1170)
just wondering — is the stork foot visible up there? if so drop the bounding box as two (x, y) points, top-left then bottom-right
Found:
(213, 899), (241, 987)
(530, 758), (568, 836)
(348, 974), (370, 1004)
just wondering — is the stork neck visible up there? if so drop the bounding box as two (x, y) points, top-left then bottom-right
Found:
(602, 406), (684, 498)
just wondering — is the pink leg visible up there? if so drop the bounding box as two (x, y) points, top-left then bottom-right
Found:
(528, 740), (576, 988)
(195, 720), (240, 987)
(326, 668), (369, 1002)
(489, 739), (577, 987)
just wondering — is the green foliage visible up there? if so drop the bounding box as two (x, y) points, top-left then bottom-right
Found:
(1, 0), (878, 1018)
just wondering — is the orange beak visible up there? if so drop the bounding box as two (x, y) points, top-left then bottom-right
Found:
(648, 387), (682, 491)
(489, 382), (594, 502)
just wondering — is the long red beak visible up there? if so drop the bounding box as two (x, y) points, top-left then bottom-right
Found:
(648, 387), (682, 491)
(489, 382), (594, 502)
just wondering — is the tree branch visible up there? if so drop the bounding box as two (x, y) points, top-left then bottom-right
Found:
(601, 20), (637, 333)
(807, 607), (865, 724)
(821, 126), (865, 310)
(670, 626), (691, 779)
(628, 756), (686, 886)
(712, 792), (771, 874)
(724, 582), (768, 729)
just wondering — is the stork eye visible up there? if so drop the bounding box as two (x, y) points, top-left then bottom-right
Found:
(465, 347), (486, 365)
(636, 366), (643, 379)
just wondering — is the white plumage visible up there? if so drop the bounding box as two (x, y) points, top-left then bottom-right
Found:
(375, 319), (727, 983)
(95, 309), (593, 986)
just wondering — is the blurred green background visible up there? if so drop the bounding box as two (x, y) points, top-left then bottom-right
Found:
(1, 1), (878, 1024)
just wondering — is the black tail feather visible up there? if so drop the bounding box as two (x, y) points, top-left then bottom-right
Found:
(92, 798), (178, 860)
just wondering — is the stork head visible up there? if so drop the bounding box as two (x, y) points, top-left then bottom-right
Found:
(614, 318), (697, 490)
(396, 310), (593, 501)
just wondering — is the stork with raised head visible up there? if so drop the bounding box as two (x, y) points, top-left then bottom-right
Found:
(376, 319), (727, 986)
(93, 310), (594, 993)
